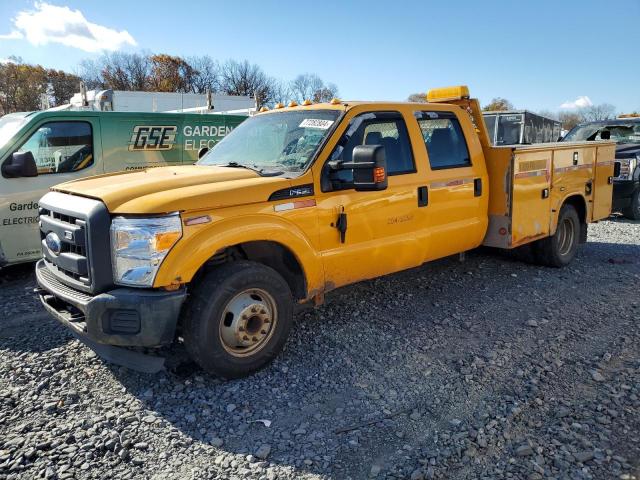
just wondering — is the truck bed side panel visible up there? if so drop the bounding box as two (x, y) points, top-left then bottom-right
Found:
(549, 147), (594, 232)
(510, 150), (552, 246)
(592, 144), (616, 221)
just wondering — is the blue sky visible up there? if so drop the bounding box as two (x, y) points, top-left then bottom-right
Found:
(1, 0), (639, 112)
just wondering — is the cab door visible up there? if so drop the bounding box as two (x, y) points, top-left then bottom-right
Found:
(0, 117), (101, 265)
(314, 109), (429, 288)
(412, 110), (488, 261)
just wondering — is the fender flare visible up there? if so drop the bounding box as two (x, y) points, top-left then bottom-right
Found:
(154, 214), (324, 296)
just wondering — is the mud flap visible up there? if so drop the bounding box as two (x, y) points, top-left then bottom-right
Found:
(69, 329), (165, 374)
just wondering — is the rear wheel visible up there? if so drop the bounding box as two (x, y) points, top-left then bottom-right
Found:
(182, 261), (294, 379)
(622, 189), (640, 220)
(534, 204), (581, 267)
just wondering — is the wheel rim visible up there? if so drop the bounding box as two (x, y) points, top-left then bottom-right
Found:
(557, 217), (575, 256)
(218, 288), (278, 357)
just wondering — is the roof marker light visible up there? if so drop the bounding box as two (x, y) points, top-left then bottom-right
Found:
(302, 99), (313, 106)
(288, 100), (298, 107)
(330, 98), (341, 105)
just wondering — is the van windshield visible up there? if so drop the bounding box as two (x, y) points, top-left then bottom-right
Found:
(0, 114), (29, 151)
(563, 122), (640, 144)
(198, 109), (341, 176)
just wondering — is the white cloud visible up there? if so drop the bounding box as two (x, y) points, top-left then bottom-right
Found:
(0, 2), (136, 52)
(560, 96), (593, 110)
(0, 31), (24, 40)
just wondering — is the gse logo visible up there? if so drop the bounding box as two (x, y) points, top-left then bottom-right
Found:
(129, 126), (177, 151)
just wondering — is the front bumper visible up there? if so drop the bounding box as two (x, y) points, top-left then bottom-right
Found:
(36, 259), (186, 348)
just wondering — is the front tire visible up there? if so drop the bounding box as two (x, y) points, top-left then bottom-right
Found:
(622, 189), (640, 220)
(182, 261), (294, 379)
(534, 204), (581, 267)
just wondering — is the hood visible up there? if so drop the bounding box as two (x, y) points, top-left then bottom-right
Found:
(54, 165), (292, 214)
(615, 143), (640, 158)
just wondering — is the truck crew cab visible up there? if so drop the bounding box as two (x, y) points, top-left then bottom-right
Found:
(35, 86), (616, 378)
(562, 117), (640, 219)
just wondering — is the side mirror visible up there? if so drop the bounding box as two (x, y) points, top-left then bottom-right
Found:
(340, 144), (388, 191)
(1, 151), (38, 178)
(197, 147), (209, 159)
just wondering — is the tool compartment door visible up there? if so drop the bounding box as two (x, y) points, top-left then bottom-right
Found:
(592, 143), (616, 221)
(510, 150), (552, 246)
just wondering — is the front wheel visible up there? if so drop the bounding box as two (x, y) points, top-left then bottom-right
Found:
(182, 261), (294, 378)
(534, 204), (581, 267)
(622, 189), (640, 220)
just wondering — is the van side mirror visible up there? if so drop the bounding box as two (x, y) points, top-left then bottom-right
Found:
(197, 147), (209, 159)
(1, 151), (38, 178)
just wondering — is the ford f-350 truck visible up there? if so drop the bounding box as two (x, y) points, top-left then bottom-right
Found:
(35, 86), (616, 378)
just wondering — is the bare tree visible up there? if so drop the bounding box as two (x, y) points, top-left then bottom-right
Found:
(580, 103), (616, 122)
(78, 52), (151, 91)
(188, 55), (221, 93)
(290, 74), (324, 103)
(267, 79), (292, 106)
(559, 111), (583, 130)
(313, 82), (339, 103)
(220, 60), (273, 107)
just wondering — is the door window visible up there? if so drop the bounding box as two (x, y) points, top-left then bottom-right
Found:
(416, 111), (471, 169)
(327, 112), (415, 188)
(16, 121), (93, 174)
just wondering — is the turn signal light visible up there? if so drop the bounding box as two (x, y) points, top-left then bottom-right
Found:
(373, 167), (386, 183)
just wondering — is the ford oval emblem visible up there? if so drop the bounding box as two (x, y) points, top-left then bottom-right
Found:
(45, 232), (62, 255)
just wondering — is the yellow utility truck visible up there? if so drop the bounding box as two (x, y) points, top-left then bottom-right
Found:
(35, 86), (616, 378)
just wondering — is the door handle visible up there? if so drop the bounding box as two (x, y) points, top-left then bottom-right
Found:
(585, 180), (593, 196)
(417, 186), (428, 207)
(474, 178), (483, 197)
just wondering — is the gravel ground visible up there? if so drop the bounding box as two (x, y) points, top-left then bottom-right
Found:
(1, 218), (639, 480)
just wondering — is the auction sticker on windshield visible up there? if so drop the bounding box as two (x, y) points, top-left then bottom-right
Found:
(299, 119), (334, 129)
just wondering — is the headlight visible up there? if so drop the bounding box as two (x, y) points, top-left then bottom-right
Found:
(617, 156), (638, 180)
(110, 214), (182, 287)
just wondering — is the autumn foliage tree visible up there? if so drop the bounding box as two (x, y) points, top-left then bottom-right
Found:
(483, 97), (514, 111)
(149, 54), (197, 92)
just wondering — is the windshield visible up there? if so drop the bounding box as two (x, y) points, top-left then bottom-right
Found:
(563, 122), (640, 144)
(0, 114), (29, 150)
(198, 109), (341, 175)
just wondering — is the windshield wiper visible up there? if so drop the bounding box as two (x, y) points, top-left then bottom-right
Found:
(219, 162), (283, 177)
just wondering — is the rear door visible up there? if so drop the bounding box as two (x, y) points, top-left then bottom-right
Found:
(0, 117), (101, 265)
(413, 110), (488, 261)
